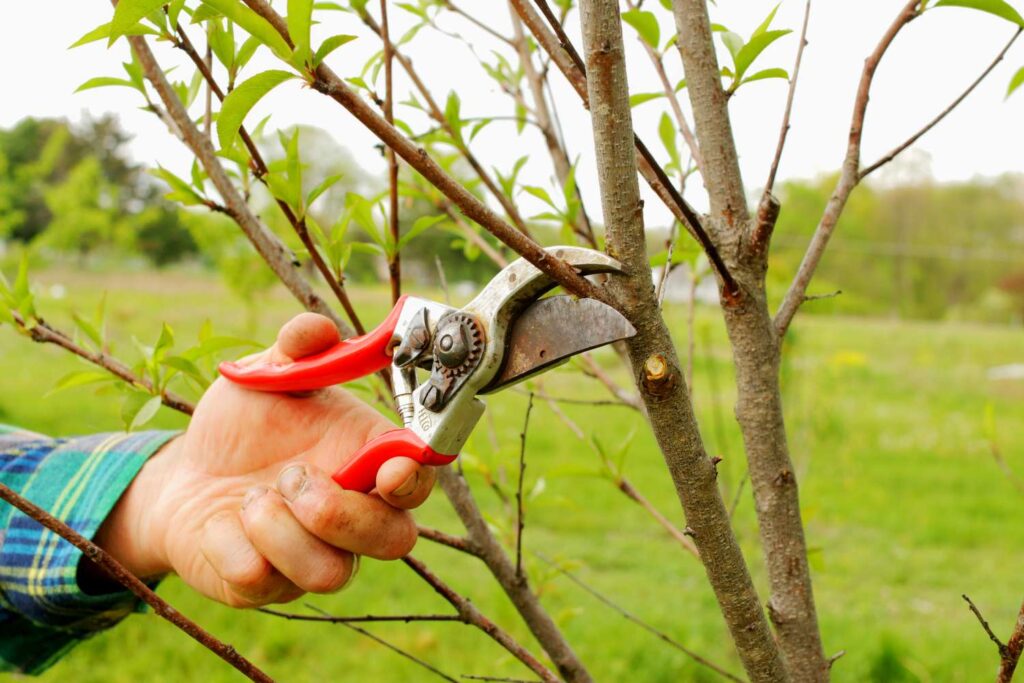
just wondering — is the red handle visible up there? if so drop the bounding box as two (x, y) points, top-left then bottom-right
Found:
(333, 429), (457, 493)
(219, 296), (409, 393)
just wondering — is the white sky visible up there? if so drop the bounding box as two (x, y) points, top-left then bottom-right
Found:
(1, 1), (1022, 223)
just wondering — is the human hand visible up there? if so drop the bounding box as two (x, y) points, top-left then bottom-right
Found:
(92, 313), (436, 606)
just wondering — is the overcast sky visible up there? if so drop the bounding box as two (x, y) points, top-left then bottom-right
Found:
(1, 2), (1022, 221)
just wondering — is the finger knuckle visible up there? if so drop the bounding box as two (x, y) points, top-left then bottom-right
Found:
(380, 515), (418, 560)
(224, 554), (274, 592)
(303, 556), (353, 593)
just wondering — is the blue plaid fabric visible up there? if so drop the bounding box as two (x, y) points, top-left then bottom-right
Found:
(0, 425), (178, 674)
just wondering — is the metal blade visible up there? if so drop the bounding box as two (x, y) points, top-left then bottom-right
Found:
(479, 295), (636, 394)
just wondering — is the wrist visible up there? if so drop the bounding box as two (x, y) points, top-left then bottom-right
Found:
(91, 435), (180, 580)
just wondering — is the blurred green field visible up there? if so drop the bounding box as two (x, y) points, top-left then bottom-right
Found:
(1, 266), (1022, 682)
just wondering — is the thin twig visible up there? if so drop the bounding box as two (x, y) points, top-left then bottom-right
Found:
(418, 525), (479, 555)
(728, 471), (748, 520)
(535, 554), (744, 682)
(964, 594), (1009, 657)
(0, 483), (272, 683)
(301, 604), (458, 683)
(616, 479), (699, 558)
(860, 27), (1022, 180)
(356, 10), (534, 240)
(258, 608), (464, 624)
(461, 676), (538, 683)
(380, 0), (402, 304)
(515, 393), (534, 578)
(442, 0), (516, 45)
(403, 556), (560, 683)
(764, 0), (811, 195)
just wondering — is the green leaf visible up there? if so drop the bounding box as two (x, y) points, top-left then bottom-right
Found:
(162, 356), (210, 389)
(721, 31), (744, 64)
(934, 0), (1024, 25)
(154, 323), (175, 359)
(74, 77), (139, 94)
(46, 371), (118, 397)
(621, 10), (660, 49)
(1008, 65), (1024, 97)
(109, 0), (168, 46)
(753, 3), (781, 37)
(658, 112), (680, 171)
(150, 166), (207, 206)
(72, 313), (103, 348)
(734, 29), (791, 80)
(629, 91), (664, 107)
(70, 21), (158, 48)
(307, 173), (345, 206)
(444, 91), (463, 143)
(313, 34), (357, 66)
(129, 395), (164, 431)
(217, 70), (296, 150)
(741, 67), (789, 85)
(199, 0), (294, 60)
(522, 185), (558, 211)
(399, 215), (446, 249)
(287, 0), (314, 62)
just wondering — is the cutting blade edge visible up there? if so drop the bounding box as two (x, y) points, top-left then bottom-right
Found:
(479, 295), (636, 394)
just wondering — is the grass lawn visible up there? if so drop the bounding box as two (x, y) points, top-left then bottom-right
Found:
(1, 265), (1022, 682)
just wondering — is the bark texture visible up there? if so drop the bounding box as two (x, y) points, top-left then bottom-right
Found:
(578, 2), (787, 680)
(672, 1), (827, 680)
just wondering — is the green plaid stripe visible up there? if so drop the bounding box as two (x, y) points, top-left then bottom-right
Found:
(0, 425), (178, 674)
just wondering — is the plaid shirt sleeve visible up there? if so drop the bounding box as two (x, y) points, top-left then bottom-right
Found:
(0, 424), (179, 674)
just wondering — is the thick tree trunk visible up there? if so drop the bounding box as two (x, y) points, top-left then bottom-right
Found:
(578, 2), (787, 680)
(671, 1), (828, 680)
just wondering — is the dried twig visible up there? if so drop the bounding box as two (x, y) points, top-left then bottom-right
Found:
(0, 483), (272, 683)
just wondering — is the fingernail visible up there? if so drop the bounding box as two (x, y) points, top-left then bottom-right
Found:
(392, 470), (420, 497)
(241, 486), (268, 510)
(278, 464), (308, 502)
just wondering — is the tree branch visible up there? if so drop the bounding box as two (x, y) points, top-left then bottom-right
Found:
(125, 32), (352, 337)
(963, 595), (1024, 683)
(515, 393), (533, 578)
(13, 312), (194, 416)
(170, 22), (367, 337)
(418, 525), (479, 555)
(510, 0), (740, 299)
(536, 553), (744, 682)
(859, 26), (1022, 180)
(508, 3), (597, 247)
(379, 0), (402, 305)
(754, 0), (811, 251)
(403, 556), (560, 683)
(0, 483), (271, 682)
(357, 10), (535, 240)
(258, 608), (464, 624)
(578, 2), (785, 679)
(436, 467), (594, 682)
(773, 0), (921, 337)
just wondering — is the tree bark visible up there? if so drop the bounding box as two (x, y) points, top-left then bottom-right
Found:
(671, 1), (828, 680)
(578, 2), (787, 680)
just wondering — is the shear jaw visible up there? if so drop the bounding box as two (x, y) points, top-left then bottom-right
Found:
(392, 247), (625, 456)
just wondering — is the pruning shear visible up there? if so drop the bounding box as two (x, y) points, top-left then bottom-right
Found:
(219, 246), (635, 493)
